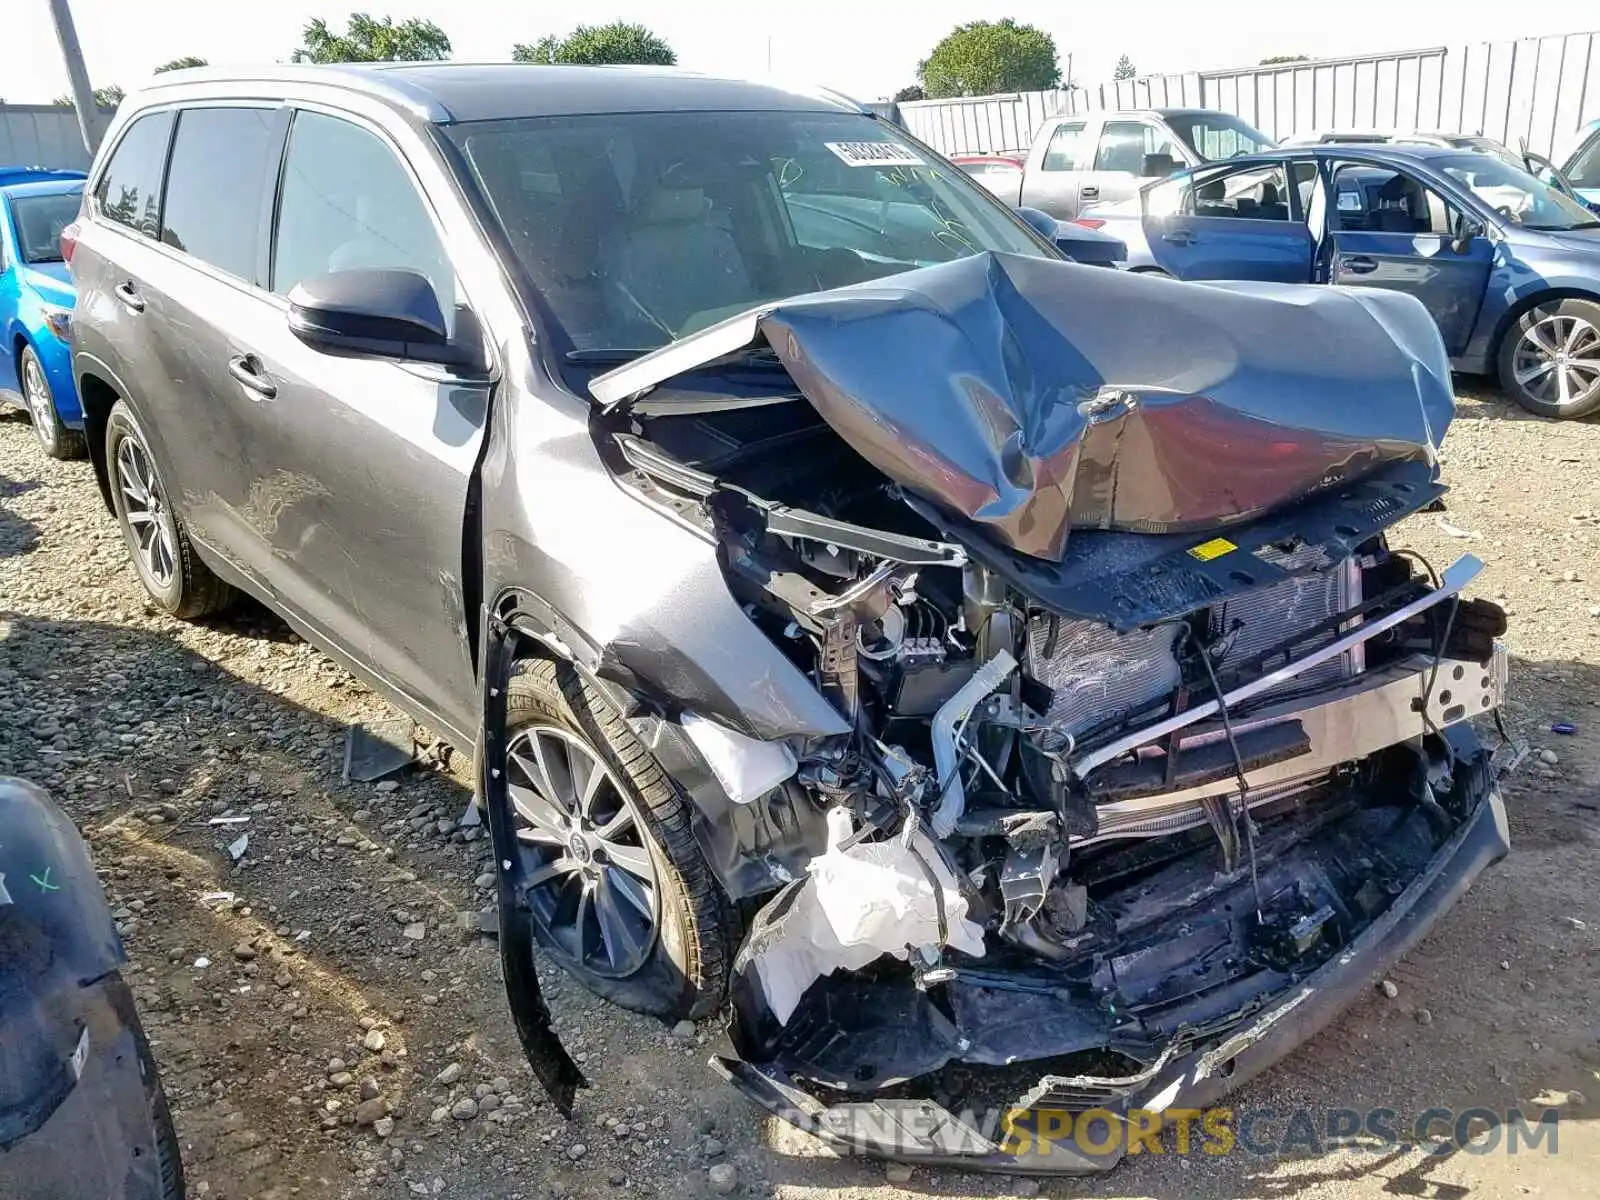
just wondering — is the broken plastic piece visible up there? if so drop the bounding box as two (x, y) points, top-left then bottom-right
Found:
(1552, 722), (1576, 735)
(207, 816), (249, 825)
(1437, 516), (1483, 540)
(930, 649), (1017, 838)
(744, 807), (984, 1024)
(681, 712), (798, 804)
(343, 717), (417, 783)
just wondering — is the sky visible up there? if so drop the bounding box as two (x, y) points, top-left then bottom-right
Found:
(5, 1), (1590, 105)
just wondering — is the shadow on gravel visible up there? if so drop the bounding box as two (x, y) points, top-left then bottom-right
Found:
(0, 471), (42, 559)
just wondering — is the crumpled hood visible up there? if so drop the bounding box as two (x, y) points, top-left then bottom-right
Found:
(593, 251), (1454, 562)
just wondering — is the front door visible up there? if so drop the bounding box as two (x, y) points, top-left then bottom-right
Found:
(1325, 162), (1492, 354)
(233, 108), (491, 741)
(1143, 160), (1314, 282)
(1077, 118), (1187, 215)
(1019, 118), (1091, 219)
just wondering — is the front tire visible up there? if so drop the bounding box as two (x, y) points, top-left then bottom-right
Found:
(105, 403), (234, 619)
(502, 658), (734, 1020)
(1497, 298), (1600, 418)
(20, 345), (85, 460)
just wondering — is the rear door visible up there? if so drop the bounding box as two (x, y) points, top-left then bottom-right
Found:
(1326, 161), (1492, 354)
(1143, 158), (1314, 282)
(1020, 118), (1092, 218)
(141, 104), (287, 569)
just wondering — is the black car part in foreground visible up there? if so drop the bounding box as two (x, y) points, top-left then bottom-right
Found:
(0, 778), (184, 1199)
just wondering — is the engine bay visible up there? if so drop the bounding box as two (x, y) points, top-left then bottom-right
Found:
(598, 383), (1507, 1106)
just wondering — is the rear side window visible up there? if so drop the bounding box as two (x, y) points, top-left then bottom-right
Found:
(94, 110), (173, 237)
(160, 107), (280, 282)
(1040, 123), (1087, 171)
(271, 111), (454, 331)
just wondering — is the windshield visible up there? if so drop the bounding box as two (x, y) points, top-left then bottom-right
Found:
(1436, 153), (1599, 230)
(1163, 112), (1277, 161)
(445, 111), (1047, 354)
(9, 191), (81, 264)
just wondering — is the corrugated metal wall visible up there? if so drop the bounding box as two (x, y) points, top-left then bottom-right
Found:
(0, 105), (107, 170)
(903, 31), (1600, 161)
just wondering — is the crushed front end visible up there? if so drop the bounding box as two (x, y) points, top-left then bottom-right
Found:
(579, 254), (1511, 1172)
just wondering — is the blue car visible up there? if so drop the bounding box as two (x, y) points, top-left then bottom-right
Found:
(1, 171), (86, 457)
(1082, 144), (1600, 418)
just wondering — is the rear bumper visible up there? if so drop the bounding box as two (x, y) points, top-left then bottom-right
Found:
(712, 784), (1509, 1174)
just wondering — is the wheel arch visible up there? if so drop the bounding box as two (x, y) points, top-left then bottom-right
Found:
(1486, 285), (1600, 364)
(72, 355), (134, 513)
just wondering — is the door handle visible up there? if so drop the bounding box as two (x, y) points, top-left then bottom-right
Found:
(113, 281), (145, 313)
(227, 354), (277, 401)
(1160, 230), (1197, 245)
(1080, 185), (1100, 199)
(1340, 255), (1379, 274)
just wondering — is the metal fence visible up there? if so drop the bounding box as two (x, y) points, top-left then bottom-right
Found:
(0, 105), (107, 171)
(902, 31), (1600, 162)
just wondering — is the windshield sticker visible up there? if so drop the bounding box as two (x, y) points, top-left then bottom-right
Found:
(825, 141), (925, 168)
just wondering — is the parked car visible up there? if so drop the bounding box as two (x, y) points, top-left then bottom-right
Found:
(70, 65), (1508, 1172)
(1281, 129), (1596, 210)
(0, 776), (184, 1199)
(1080, 143), (1600, 417)
(1013, 107), (1276, 218)
(950, 152), (1026, 201)
(0, 171), (86, 457)
(1557, 116), (1600, 206)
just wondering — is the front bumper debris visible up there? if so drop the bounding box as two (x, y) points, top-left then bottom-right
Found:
(711, 782), (1509, 1174)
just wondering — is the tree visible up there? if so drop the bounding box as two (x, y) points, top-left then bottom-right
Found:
(512, 22), (675, 66)
(155, 56), (208, 72)
(1259, 54), (1311, 65)
(53, 85), (124, 108)
(917, 20), (1061, 99)
(1112, 54), (1137, 80)
(892, 84), (925, 103)
(292, 13), (451, 64)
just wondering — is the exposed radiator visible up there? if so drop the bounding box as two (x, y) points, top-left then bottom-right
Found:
(1026, 550), (1362, 740)
(1210, 548), (1363, 692)
(1025, 616), (1183, 740)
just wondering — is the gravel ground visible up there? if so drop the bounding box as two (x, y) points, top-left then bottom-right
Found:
(2, 380), (1598, 1200)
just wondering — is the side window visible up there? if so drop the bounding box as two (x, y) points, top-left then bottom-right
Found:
(160, 107), (280, 281)
(1330, 165), (1456, 235)
(94, 110), (174, 237)
(1041, 123), (1087, 172)
(1190, 164), (1291, 220)
(1094, 121), (1182, 175)
(1290, 161), (1319, 212)
(1567, 131), (1600, 189)
(272, 111), (455, 333)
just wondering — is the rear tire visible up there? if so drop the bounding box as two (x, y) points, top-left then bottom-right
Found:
(1496, 297), (1600, 418)
(20, 345), (85, 460)
(105, 403), (234, 619)
(502, 658), (734, 1020)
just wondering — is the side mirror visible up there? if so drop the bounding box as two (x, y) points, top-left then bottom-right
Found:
(288, 268), (477, 368)
(1450, 216), (1483, 255)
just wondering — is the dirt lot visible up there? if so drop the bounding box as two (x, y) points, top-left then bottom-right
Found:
(2, 381), (1598, 1200)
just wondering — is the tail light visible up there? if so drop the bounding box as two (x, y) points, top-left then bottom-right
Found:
(60, 221), (80, 266)
(1071, 218), (1106, 230)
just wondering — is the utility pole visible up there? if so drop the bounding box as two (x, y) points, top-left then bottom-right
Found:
(47, 0), (105, 154)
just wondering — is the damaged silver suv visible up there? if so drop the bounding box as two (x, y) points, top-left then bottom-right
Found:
(68, 64), (1510, 1173)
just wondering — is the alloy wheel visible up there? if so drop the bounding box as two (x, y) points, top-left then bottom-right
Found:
(506, 725), (660, 979)
(115, 434), (179, 589)
(21, 353), (56, 442)
(1512, 313), (1600, 412)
